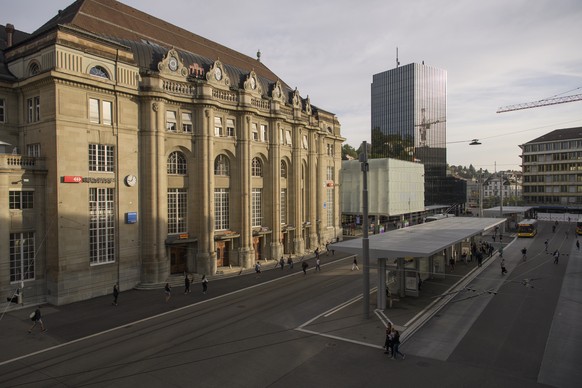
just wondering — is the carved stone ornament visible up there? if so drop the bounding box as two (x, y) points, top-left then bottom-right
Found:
(305, 95), (312, 115)
(207, 59), (230, 87)
(292, 88), (302, 109)
(244, 70), (263, 94)
(158, 48), (188, 77)
(271, 80), (286, 104)
(152, 102), (159, 112)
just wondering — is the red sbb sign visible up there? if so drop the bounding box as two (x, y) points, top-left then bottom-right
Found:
(63, 176), (83, 183)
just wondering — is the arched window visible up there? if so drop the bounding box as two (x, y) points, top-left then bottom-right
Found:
(251, 158), (262, 177)
(29, 62), (40, 76)
(280, 160), (287, 178)
(214, 155), (230, 176)
(90, 66), (110, 79)
(167, 151), (187, 175)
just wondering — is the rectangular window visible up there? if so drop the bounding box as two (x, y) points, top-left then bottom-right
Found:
(168, 188), (187, 234)
(166, 111), (177, 132)
(285, 130), (292, 145)
(27, 98), (34, 123)
(280, 189), (287, 225)
(26, 143), (41, 157)
(326, 188), (334, 227)
(214, 117), (223, 136)
(9, 190), (34, 209)
(182, 112), (193, 133)
(226, 119), (235, 137)
(252, 188), (262, 227)
(260, 124), (267, 142)
(0, 98), (5, 122)
(326, 166), (334, 181)
(89, 188), (115, 265)
(89, 144), (115, 172)
(252, 123), (259, 141)
(90, 98), (112, 125)
(214, 188), (230, 230)
(10, 232), (35, 282)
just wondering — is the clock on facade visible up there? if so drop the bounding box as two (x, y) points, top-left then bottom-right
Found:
(124, 175), (137, 187)
(214, 67), (222, 80)
(168, 57), (178, 71)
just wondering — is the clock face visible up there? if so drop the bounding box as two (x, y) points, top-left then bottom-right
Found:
(125, 175), (137, 187)
(215, 67), (222, 80)
(168, 57), (178, 71)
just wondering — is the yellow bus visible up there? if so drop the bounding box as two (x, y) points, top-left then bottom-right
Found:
(517, 219), (538, 237)
(576, 219), (582, 235)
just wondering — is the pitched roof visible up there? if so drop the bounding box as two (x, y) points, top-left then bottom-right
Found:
(526, 127), (582, 144)
(8, 0), (293, 92)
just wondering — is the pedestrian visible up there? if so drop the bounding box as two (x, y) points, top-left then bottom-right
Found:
(255, 261), (261, 276)
(553, 250), (560, 264)
(449, 256), (455, 272)
(315, 247), (319, 260)
(302, 261), (309, 275)
(521, 247), (527, 262)
(164, 282), (171, 302)
(352, 257), (359, 271)
(315, 257), (321, 271)
(287, 256), (294, 269)
(577, 239), (580, 251)
(28, 307), (46, 333)
(500, 258), (507, 275)
(499, 234), (503, 243)
(325, 242), (330, 255)
(552, 225), (556, 233)
(383, 323), (393, 355)
(544, 239), (548, 253)
(417, 273), (422, 291)
(184, 273), (191, 294)
(492, 234), (496, 242)
(279, 257), (285, 270)
(499, 245), (503, 258)
(390, 329), (405, 360)
(202, 275), (208, 294)
(112, 283), (119, 306)
(477, 251), (483, 267)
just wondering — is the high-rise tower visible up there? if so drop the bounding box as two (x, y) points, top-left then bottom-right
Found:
(371, 62), (450, 205)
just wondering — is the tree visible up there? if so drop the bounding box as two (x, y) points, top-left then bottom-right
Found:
(342, 144), (358, 160)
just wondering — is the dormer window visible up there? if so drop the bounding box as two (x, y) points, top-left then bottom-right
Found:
(29, 62), (40, 76)
(90, 66), (109, 79)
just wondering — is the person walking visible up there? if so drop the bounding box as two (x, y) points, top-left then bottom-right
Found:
(315, 247), (320, 260)
(492, 234), (496, 243)
(383, 323), (393, 355)
(390, 329), (405, 360)
(500, 258), (507, 275)
(112, 283), (119, 306)
(352, 257), (359, 271)
(287, 256), (294, 269)
(477, 251), (483, 267)
(521, 247), (527, 262)
(544, 239), (549, 253)
(553, 250), (560, 264)
(315, 257), (321, 271)
(279, 257), (285, 270)
(576, 239), (580, 251)
(255, 261), (261, 276)
(302, 261), (309, 275)
(164, 283), (171, 302)
(28, 307), (46, 333)
(184, 273), (191, 294)
(202, 275), (208, 294)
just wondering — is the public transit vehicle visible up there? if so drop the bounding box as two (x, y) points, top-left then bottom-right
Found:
(576, 219), (582, 236)
(517, 219), (538, 237)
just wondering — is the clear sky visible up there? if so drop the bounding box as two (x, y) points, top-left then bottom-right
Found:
(3, 0), (582, 172)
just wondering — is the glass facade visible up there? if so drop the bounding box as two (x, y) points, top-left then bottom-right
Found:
(371, 63), (449, 205)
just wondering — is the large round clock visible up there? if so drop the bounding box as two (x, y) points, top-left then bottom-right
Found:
(124, 175), (137, 187)
(168, 57), (178, 71)
(215, 67), (222, 81)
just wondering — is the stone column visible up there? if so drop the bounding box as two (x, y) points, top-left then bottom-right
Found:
(308, 131), (318, 249)
(239, 115), (254, 267)
(269, 120), (283, 260)
(292, 124), (305, 253)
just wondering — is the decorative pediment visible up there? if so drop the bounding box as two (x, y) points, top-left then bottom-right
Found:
(244, 70), (263, 95)
(158, 48), (188, 77)
(271, 80), (286, 104)
(206, 59), (230, 87)
(292, 88), (302, 109)
(305, 95), (312, 115)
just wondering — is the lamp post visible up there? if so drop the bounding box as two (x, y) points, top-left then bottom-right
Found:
(479, 168), (483, 217)
(359, 141), (370, 319)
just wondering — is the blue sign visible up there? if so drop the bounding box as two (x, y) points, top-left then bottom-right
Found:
(126, 212), (138, 224)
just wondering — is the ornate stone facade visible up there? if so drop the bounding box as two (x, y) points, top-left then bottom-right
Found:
(0, 0), (343, 305)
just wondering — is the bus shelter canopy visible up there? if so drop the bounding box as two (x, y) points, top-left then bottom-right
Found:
(333, 217), (505, 260)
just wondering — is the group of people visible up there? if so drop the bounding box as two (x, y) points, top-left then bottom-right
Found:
(163, 274), (208, 303)
(383, 323), (405, 360)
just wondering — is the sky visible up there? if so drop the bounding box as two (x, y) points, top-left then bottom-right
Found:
(3, 0), (582, 172)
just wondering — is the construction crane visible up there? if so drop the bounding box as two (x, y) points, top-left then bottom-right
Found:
(497, 89), (582, 113)
(415, 108), (446, 146)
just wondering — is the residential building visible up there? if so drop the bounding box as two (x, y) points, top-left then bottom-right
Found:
(521, 127), (582, 206)
(0, 0), (343, 305)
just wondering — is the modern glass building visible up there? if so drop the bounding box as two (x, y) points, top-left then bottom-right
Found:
(371, 63), (455, 206)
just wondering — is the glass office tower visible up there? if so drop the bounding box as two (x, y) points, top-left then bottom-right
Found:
(371, 63), (455, 206)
